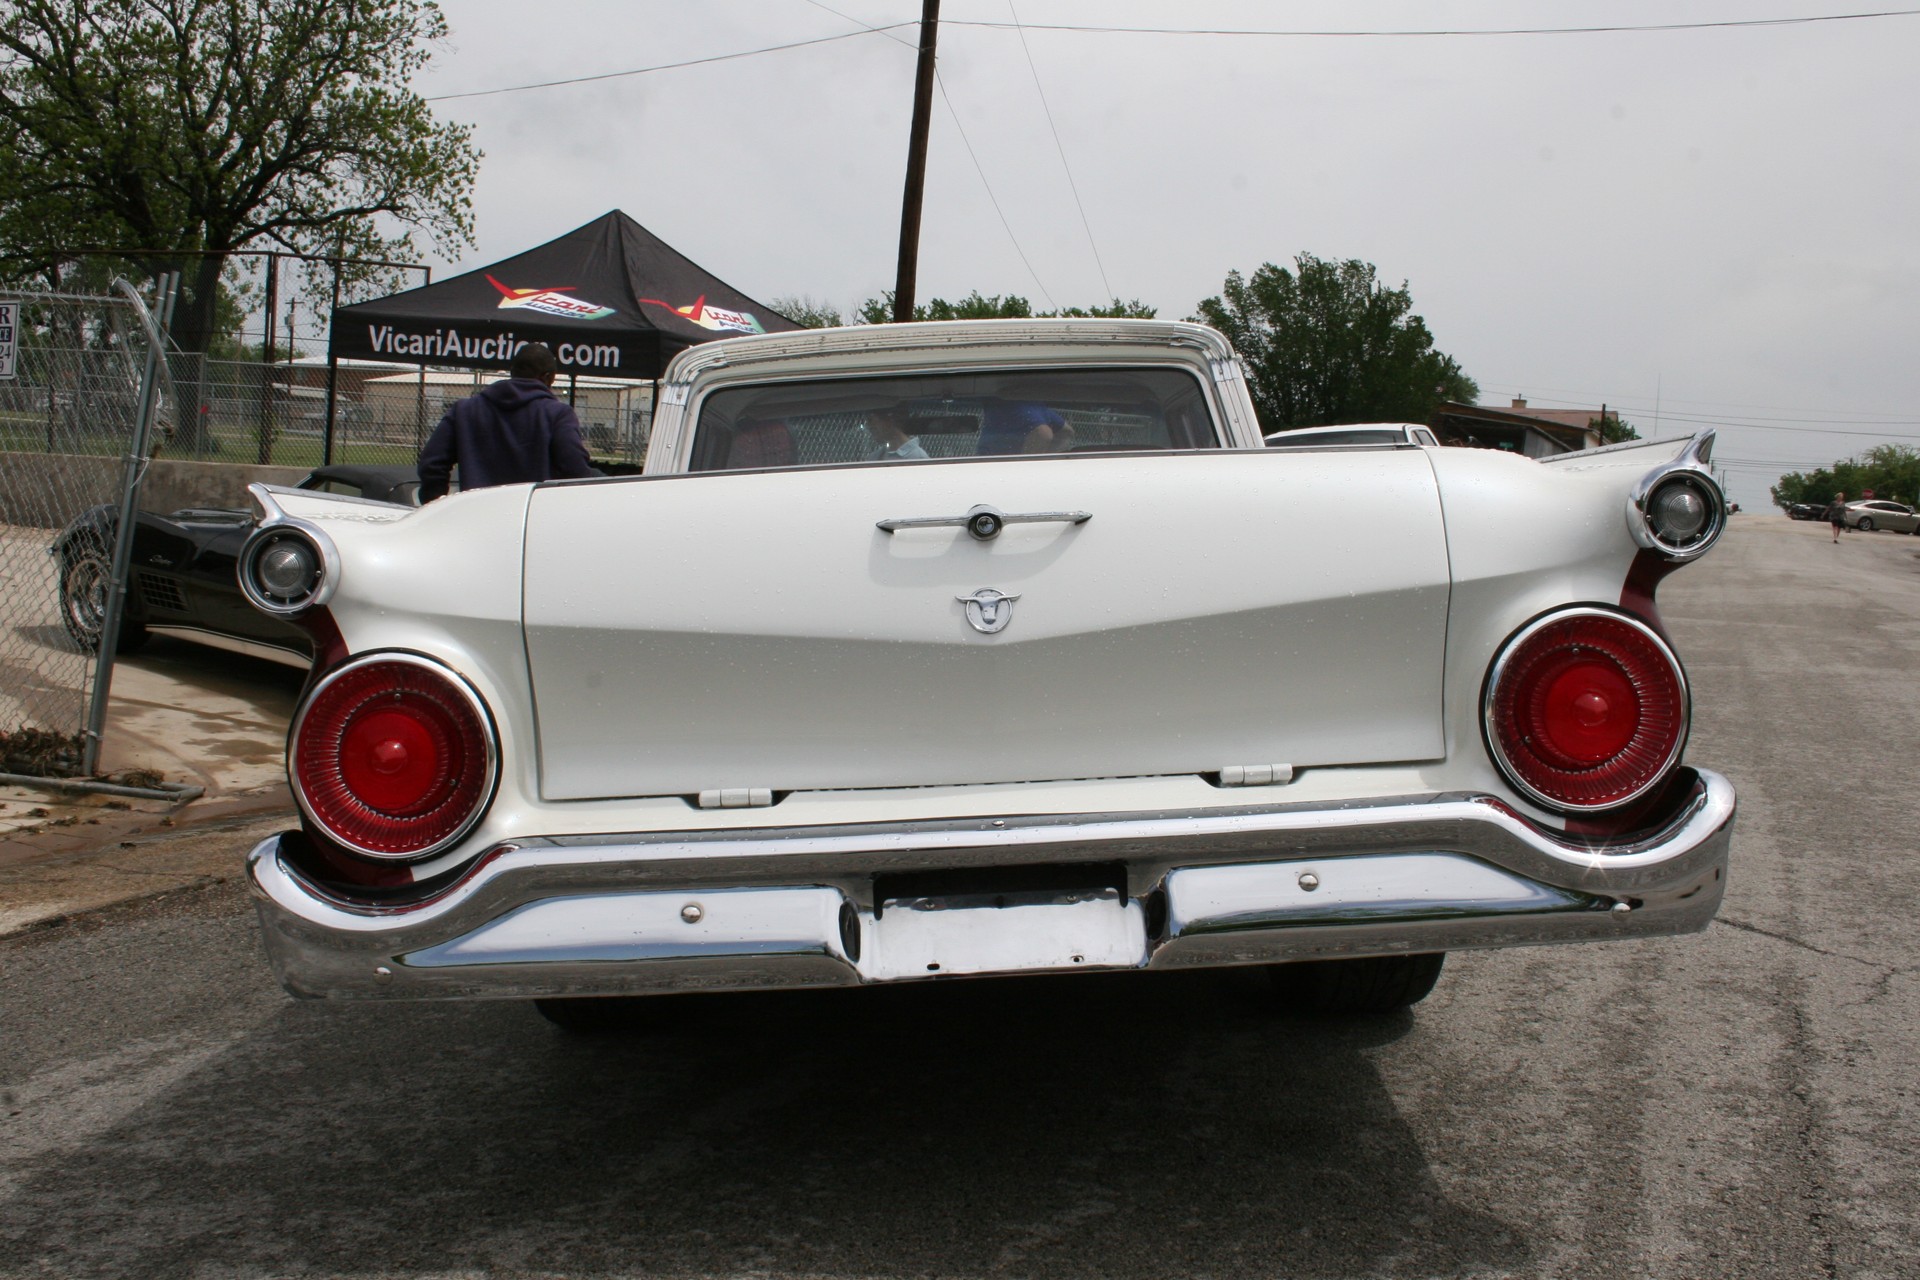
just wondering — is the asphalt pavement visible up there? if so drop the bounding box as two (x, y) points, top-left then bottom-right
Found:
(1, 513), (1918, 1279)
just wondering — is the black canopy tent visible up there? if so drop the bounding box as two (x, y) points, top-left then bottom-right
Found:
(327, 210), (800, 380)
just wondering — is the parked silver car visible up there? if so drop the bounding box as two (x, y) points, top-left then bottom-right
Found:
(1842, 500), (1920, 534)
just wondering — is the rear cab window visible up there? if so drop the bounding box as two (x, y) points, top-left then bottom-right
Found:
(688, 367), (1222, 473)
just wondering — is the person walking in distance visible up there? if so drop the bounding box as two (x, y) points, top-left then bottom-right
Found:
(1830, 491), (1846, 543)
(417, 342), (601, 501)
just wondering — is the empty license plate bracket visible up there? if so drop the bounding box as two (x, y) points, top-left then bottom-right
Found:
(860, 875), (1147, 981)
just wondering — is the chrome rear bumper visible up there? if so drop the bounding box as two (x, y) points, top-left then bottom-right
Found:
(248, 769), (1734, 1000)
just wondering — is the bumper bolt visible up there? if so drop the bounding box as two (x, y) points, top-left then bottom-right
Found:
(681, 902), (704, 924)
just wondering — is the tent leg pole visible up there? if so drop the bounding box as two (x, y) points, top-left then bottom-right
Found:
(647, 378), (659, 463)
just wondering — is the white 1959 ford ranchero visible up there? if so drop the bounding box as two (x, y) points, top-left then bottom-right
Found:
(237, 319), (1734, 1027)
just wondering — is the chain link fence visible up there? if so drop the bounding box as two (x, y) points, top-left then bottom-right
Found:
(0, 287), (655, 776)
(154, 336), (653, 471)
(0, 285), (171, 768)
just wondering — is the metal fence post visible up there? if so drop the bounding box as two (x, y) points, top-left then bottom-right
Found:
(257, 251), (279, 465)
(323, 248), (343, 466)
(80, 274), (176, 775)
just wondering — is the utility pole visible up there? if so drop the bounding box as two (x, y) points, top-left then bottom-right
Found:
(891, 0), (940, 323)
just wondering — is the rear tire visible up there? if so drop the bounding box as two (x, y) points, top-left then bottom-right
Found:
(1857, 517), (1874, 532)
(58, 546), (147, 654)
(1265, 953), (1445, 1015)
(533, 996), (669, 1035)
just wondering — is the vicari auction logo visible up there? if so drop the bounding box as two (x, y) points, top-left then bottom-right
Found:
(639, 294), (766, 335)
(486, 274), (616, 321)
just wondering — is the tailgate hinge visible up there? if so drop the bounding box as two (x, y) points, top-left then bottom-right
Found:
(697, 787), (774, 809)
(1217, 764), (1295, 787)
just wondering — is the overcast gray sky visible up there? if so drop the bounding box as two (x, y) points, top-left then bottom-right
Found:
(397, 1), (1920, 506)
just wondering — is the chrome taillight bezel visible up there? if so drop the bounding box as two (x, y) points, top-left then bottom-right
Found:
(238, 520), (337, 615)
(1627, 432), (1726, 561)
(1482, 606), (1691, 814)
(289, 651), (500, 862)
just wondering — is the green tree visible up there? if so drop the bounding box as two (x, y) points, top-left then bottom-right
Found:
(1192, 254), (1477, 430)
(1772, 444), (1920, 511)
(858, 290), (1032, 324)
(1595, 415), (1641, 445)
(856, 291), (1157, 323)
(1047, 298), (1158, 319)
(769, 296), (844, 329)
(0, 0), (479, 359)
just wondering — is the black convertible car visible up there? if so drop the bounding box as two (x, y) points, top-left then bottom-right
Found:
(51, 464), (419, 665)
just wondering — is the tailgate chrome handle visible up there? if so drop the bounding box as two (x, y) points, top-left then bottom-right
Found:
(877, 504), (1091, 541)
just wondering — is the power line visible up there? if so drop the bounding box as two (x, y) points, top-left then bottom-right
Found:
(935, 72), (1057, 310)
(1616, 408), (1920, 437)
(1647, 415), (1920, 441)
(1485, 377), (1920, 419)
(800, 0), (1056, 308)
(1496, 389), (1920, 427)
(1486, 385), (1920, 427)
(801, 0), (917, 48)
(1718, 453), (1872, 465)
(1007, 1), (1113, 302)
(418, 7), (1920, 104)
(1647, 407), (1919, 427)
(424, 25), (914, 101)
(942, 9), (1920, 39)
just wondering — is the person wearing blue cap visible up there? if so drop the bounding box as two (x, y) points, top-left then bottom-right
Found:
(975, 400), (1071, 455)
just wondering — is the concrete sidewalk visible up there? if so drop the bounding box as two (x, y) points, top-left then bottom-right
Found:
(0, 637), (302, 937)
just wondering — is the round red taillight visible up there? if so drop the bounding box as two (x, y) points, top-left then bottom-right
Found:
(291, 654), (497, 859)
(1484, 609), (1688, 812)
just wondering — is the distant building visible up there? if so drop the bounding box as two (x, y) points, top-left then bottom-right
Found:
(1432, 397), (1614, 457)
(360, 370), (653, 457)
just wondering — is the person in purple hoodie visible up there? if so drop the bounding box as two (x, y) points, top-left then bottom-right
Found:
(416, 342), (601, 501)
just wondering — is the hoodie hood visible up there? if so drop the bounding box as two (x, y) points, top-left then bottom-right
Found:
(482, 378), (556, 410)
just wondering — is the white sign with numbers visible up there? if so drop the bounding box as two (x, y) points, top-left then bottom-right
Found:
(0, 302), (15, 379)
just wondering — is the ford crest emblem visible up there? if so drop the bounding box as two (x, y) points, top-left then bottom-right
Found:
(958, 588), (1021, 635)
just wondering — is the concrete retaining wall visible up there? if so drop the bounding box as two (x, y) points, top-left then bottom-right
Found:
(0, 453), (307, 529)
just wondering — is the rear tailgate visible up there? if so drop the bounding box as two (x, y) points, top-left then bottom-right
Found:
(523, 451), (1449, 799)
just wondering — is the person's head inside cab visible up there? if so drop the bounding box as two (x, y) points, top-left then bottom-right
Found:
(863, 406), (926, 460)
